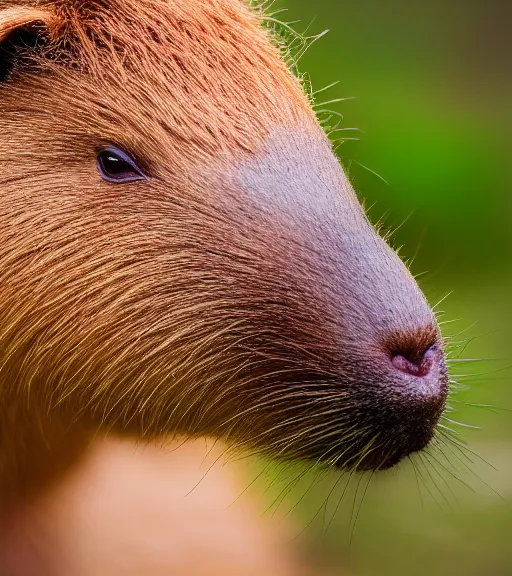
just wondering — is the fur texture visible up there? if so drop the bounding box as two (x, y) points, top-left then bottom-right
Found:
(0, 0), (447, 503)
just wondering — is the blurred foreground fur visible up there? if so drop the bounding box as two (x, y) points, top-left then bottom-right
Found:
(0, 437), (333, 575)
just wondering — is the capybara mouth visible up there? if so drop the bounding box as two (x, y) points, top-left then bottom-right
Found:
(225, 338), (448, 472)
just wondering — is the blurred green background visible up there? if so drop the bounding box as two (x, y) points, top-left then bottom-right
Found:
(256, 1), (512, 574)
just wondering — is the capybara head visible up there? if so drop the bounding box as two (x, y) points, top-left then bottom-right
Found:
(0, 0), (448, 471)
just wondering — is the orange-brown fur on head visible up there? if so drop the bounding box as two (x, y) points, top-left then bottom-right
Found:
(0, 0), (311, 484)
(0, 0), (448, 502)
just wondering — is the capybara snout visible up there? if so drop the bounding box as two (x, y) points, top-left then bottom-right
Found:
(0, 0), (448, 475)
(223, 125), (448, 469)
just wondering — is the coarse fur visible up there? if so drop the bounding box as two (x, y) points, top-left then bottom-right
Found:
(0, 0), (448, 507)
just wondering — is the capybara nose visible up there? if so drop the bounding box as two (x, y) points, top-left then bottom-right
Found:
(391, 344), (439, 378)
(383, 330), (448, 403)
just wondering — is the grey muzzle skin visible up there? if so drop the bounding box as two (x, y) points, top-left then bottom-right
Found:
(216, 123), (449, 470)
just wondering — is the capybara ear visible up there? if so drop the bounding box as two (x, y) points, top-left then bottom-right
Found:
(0, 6), (61, 81)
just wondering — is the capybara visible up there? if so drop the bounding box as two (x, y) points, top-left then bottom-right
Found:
(0, 0), (448, 572)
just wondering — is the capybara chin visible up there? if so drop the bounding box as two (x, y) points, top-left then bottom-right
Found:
(0, 0), (448, 497)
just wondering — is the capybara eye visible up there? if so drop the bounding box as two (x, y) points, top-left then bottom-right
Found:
(97, 147), (146, 183)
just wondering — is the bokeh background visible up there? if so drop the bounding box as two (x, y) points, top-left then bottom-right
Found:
(251, 1), (512, 575)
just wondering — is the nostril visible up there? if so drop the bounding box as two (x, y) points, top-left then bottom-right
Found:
(391, 346), (437, 377)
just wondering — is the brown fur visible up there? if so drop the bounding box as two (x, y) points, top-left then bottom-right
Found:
(0, 0), (314, 496)
(0, 0), (447, 525)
